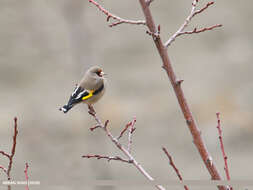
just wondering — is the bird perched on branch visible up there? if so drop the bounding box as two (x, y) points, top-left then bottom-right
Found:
(59, 66), (106, 113)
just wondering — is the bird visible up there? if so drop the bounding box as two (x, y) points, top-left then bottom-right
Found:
(59, 66), (106, 113)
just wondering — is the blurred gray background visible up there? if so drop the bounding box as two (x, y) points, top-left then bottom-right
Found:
(0, 0), (252, 190)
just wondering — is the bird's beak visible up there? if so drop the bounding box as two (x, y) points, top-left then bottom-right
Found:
(100, 71), (106, 77)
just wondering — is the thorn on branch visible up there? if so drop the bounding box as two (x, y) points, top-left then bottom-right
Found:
(206, 157), (213, 166)
(186, 119), (192, 125)
(146, 30), (160, 41)
(24, 163), (29, 190)
(176, 79), (184, 86)
(106, 15), (111, 22)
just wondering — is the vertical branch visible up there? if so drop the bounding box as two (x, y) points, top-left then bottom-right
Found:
(138, 1), (226, 190)
(24, 163), (29, 190)
(216, 113), (233, 190)
(0, 118), (19, 190)
(7, 117), (18, 181)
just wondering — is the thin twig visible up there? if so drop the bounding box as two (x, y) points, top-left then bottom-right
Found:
(87, 105), (165, 190)
(0, 151), (10, 159)
(178, 24), (222, 36)
(7, 117), (18, 181)
(24, 163), (29, 190)
(165, 1), (221, 47)
(117, 121), (132, 140)
(162, 147), (189, 190)
(82, 154), (132, 163)
(138, 1), (226, 190)
(88, 0), (146, 27)
(128, 117), (136, 153)
(0, 165), (7, 174)
(216, 113), (233, 190)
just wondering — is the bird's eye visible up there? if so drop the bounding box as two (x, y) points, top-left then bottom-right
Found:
(96, 70), (102, 77)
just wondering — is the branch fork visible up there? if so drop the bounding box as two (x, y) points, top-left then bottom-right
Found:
(88, 0), (146, 27)
(83, 105), (165, 190)
(164, 0), (222, 47)
(0, 117), (18, 182)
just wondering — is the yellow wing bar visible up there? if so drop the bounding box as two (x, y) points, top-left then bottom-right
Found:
(82, 90), (94, 100)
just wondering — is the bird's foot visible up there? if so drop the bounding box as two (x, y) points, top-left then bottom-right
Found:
(88, 105), (96, 116)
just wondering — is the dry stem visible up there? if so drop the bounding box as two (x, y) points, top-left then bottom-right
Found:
(0, 117), (18, 190)
(216, 113), (233, 190)
(84, 105), (166, 190)
(164, 1), (222, 47)
(88, 0), (146, 27)
(24, 163), (29, 190)
(162, 147), (189, 190)
(82, 154), (131, 163)
(138, 1), (226, 190)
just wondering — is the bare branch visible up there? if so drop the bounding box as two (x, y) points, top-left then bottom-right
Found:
(0, 117), (19, 190)
(82, 154), (131, 163)
(117, 120), (132, 140)
(7, 117), (18, 181)
(128, 117), (136, 153)
(0, 165), (7, 174)
(138, 1), (226, 190)
(216, 113), (233, 190)
(86, 105), (166, 190)
(24, 163), (29, 190)
(162, 147), (189, 190)
(88, 0), (146, 27)
(165, 1), (221, 47)
(178, 24), (222, 36)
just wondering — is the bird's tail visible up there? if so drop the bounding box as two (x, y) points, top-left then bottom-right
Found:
(59, 104), (73, 113)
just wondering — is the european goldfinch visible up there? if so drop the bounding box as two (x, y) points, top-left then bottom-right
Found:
(59, 66), (106, 113)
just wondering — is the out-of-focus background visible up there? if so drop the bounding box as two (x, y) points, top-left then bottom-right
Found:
(0, 0), (252, 189)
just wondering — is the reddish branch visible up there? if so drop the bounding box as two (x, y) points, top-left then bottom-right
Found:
(178, 24), (222, 36)
(216, 113), (233, 190)
(128, 117), (136, 153)
(85, 105), (165, 190)
(0, 117), (18, 190)
(0, 165), (7, 174)
(0, 117), (18, 182)
(162, 147), (189, 190)
(117, 120), (133, 140)
(138, 1), (226, 190)
(165, 0), (222, 47)
(82, 154), (131, 163)
(24, 163), (29, 190)
(88, 0), (146, 27)
(89, 1), (225, 189)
